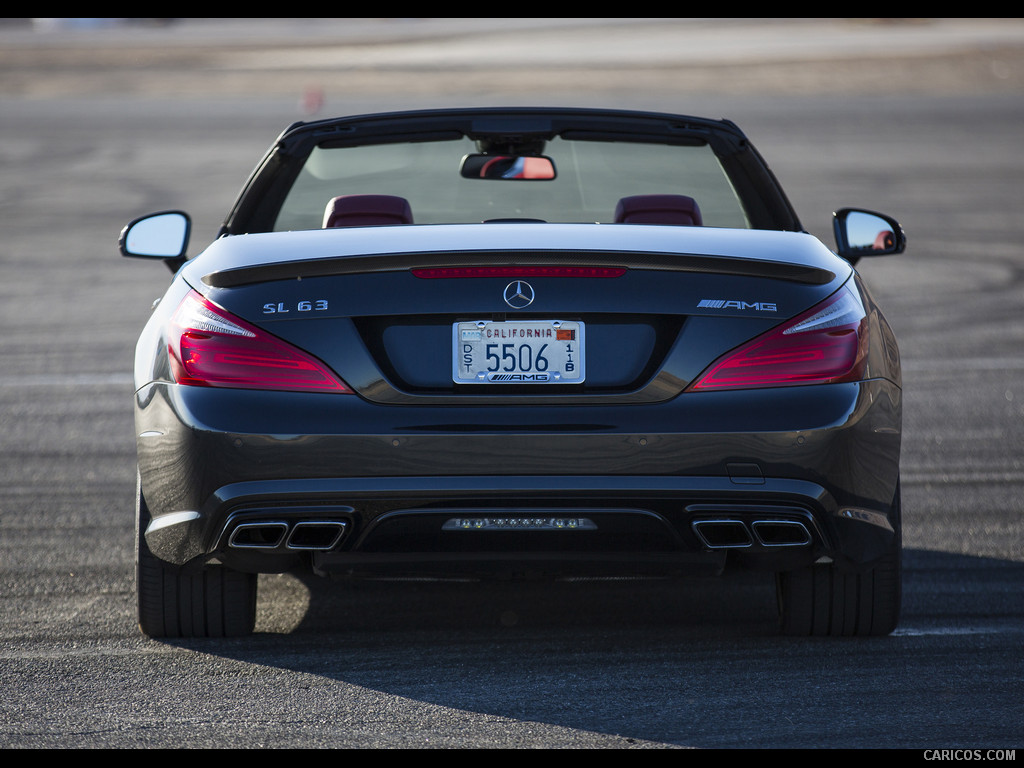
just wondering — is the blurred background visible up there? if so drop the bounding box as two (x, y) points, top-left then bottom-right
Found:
(1, 17), (1023, 748)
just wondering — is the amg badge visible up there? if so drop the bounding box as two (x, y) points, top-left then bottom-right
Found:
(697, 299), (778, 312)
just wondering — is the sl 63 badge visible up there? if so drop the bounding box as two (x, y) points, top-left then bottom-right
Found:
(262, 299), (329, 314)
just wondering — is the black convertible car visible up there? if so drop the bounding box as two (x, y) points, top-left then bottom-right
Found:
(121, 107), (905, 638)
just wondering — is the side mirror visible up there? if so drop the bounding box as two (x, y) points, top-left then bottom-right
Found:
(119, 211), (191, 261)
(833, 208), (905, 263)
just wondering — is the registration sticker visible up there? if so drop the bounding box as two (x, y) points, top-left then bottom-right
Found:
(453, 320), (585, 384)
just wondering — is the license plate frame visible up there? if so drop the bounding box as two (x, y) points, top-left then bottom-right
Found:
(452, 319), (585, 384)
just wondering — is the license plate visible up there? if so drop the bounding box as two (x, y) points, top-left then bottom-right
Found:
(453, 320), (585, 384)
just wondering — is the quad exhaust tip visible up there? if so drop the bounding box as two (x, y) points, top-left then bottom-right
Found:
(751, 519), (812, 547)
(226, 516), (810, 553)
(286, 521), (347, 550)
(692, 519), (752, 548)
(692, 518), (811, 549)
(227, 520), (348, 551)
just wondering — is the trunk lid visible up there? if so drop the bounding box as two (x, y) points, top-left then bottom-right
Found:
(185, 224), (849, 403)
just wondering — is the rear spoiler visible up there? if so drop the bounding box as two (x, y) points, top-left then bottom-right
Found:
(203, 249), (837, 289)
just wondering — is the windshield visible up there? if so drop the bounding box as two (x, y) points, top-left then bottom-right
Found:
(274, 136), (750, 231)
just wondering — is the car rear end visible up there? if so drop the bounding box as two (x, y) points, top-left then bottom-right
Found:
(134, 224), (901, 596)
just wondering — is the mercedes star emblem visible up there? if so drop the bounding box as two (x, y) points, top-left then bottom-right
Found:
(503, 280), (535, 309)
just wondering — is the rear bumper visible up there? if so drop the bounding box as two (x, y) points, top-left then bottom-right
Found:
(135, 378), (901, 575)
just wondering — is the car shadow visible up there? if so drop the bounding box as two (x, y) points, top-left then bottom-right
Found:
(264, 565), (781, 637)
(155, 548), (1024, 748)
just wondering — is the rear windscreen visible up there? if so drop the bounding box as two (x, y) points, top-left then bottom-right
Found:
(274, 136), (751, 231)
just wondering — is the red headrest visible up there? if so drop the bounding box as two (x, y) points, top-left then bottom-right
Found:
(322, 194), (414, 228)
(614, 194), (702, 226)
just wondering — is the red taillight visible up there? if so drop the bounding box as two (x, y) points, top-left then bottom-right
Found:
(687, 284), (869, 391)
(167, 291), (351, 393)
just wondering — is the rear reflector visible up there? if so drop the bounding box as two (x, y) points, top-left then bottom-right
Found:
(412, 266), (625, 278)
(167, 291), (351, 393)
(687, 283), (868, 391)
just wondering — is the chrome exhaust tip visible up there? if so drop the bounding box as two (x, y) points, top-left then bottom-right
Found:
(286, 521), (347, 551)
(751, 520), (811, 547)
(692, 519), (753, 549)
(228, 522), (288, 549)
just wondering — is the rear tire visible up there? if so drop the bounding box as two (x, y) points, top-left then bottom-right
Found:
(136, 477), (257, 638)
(777, 483), (902, 637)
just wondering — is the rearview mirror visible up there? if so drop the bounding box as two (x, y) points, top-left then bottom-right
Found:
(119, 211), (191, 260)
(833, 208), (905, 262)
(460, 154), (556, 180)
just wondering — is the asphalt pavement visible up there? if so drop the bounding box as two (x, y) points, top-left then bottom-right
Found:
(1, 17), (1023, 749)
